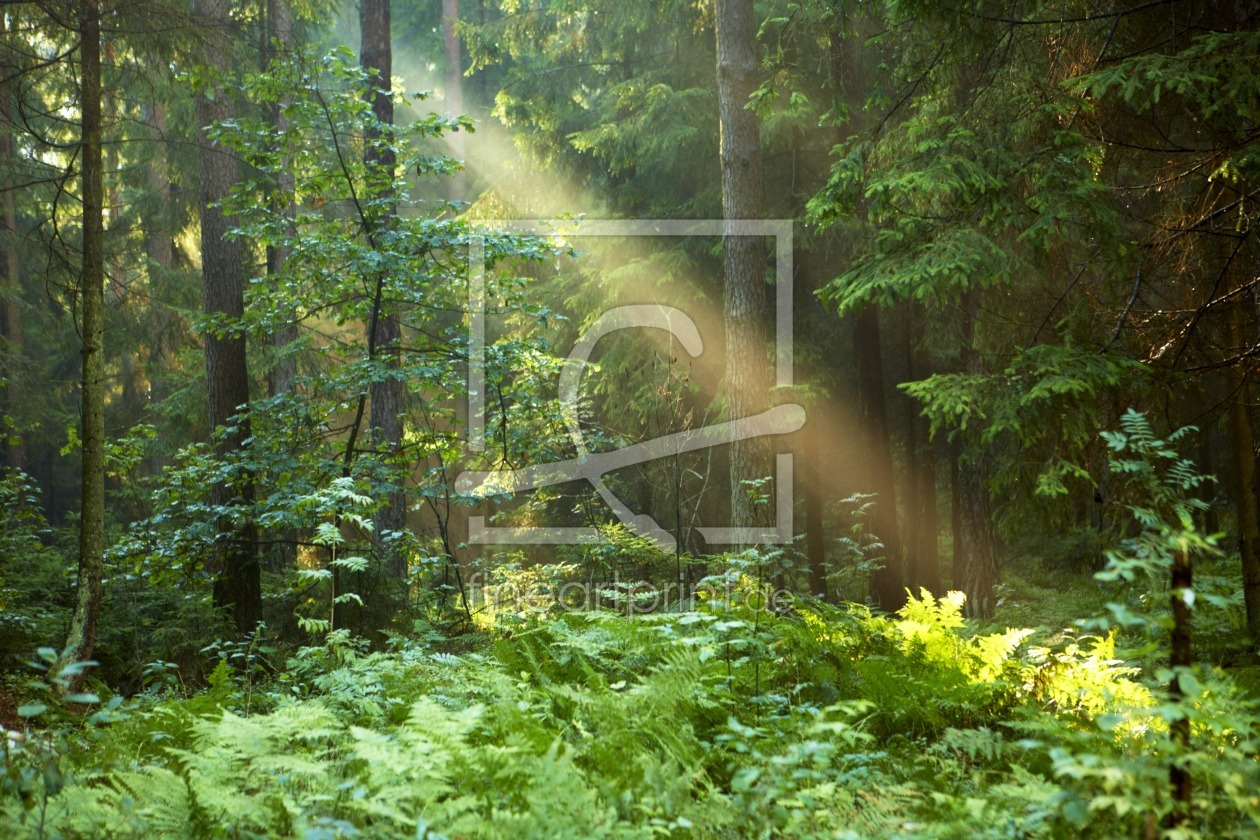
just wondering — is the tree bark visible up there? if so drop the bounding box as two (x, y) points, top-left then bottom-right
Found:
(143, 96), (176, 475)
(917, 436), (941, 593)
(259, 0), (299, 574)
(193, 0), (261, 635)
(1227, 299), (1260, 640)
(361, 0), (407, 579)
(950, 441), (962, 589)
(57, 0), (105, 692)
(853, 304), (904, 609)
(957, 288), (995, 617)
(804, 403), (827, 599)
(1168, 548), (1193, 827)
(905, 305), (941, 594)
(0, 12), (24, 472)
(442, 0), (467, 201)
(1195, 427), (1218, 536)
(266, 0), (297, 401)
(715, 0), (772, 536)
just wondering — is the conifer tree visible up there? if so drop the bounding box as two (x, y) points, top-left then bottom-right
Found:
(715, 0), (771, 536)
(57, 0), (106, 689)
(192, 0), (261, 634)
(361, 0), (407, 580)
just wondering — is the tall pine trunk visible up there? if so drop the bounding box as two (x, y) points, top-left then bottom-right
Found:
(0, 12), (24, 472)
(442, 0), (467, 202)
(804, 400), (827, 599)
(266, 0), (297, 402)
(957, 287), (995, 617)
(905, 305), (940, 594)
(1227, 298), (1260, 640)
(361, 0), (407, 580)
(853, 304), (904, 609)
(715, 0), (771, 536)
(263, 0), (299, 573)
(57, 0), (105, 691)
(193, 0), (261, 635)
(143, 96), (175, 475)
(1168, 546), (1194, 828)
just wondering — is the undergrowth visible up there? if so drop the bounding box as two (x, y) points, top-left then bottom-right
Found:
(4, 585), (1259, 838)
(4, 414), (1258, 838)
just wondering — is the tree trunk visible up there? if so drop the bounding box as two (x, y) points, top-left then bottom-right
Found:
(193, 0), (261, 635)
(715, 0), (771, 536)
(950, 442), (962, 589)
(804, 403), (827, 599)
(442, 0), (467, 202)
(958, 453), (994, 617)
(853, 304), (904, 609)
(1168, 548), (1193, 827)
(57, 0), (105, 692)
(266, 0), (297, 402)
(905, 305), (941, 594)
(1227, 299), (1260, 641)
(361, 0), (407, 580)
(1195, 427), (1218, 536)
(901, 310), (921, 591)
(0, 12), (24, 472)
(958, 288), (995, 617)
(258, 0), (300, 574)
(142, 96), (176, 475)
(919, 434), (941, 593)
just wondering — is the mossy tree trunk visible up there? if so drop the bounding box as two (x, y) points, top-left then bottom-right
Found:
(361, 0), (408, 603)
(193, 0), (261, 635)
(958, 287), (994, 618)
(0, 12), (25, 473)
(715, 0), (771, 537)
(1227, 298), (1260, 641)
(58, 0), (105, 693)
(853, 303), (904, 610)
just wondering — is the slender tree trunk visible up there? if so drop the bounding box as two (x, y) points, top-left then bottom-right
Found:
(950, 442), (962, 589)
(442, 0), (467, 201)
(193, 0), (261, 635)
(266, 0), (297, 401)
(144, 97), (176, 474)
(144, 101), (174, 273)
(901, 310), (922, 592)
(57, 0), (105, 692)
(804, 402), (827, 599)
(958, 453), (994, 617)
(715, 0), (771, 536)
(918, 435), (941, 593)
(101, 42), (139, 417)
(958, 288), (995, 617)
(1195, 427), (1218, 536)
(905, 305), (941, 594)
(0, 12), (24, 472)
(1227, 300), (1260, 640)
(854, 304), (904, 609)
(361, 0), (407, 580)
(260, 0), (300, 574)
(1168, 547), (1193, 827)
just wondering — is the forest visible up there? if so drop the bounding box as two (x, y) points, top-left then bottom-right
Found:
(1, 0), (1259, 836)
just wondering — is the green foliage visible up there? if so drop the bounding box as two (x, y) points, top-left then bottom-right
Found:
(1090, 411), (1218, 649)
(5, 572), (1259, 837)
(903, 345), (1148, 539)
(0, 469), (65, 664)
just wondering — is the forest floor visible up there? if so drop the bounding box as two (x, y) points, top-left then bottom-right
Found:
(4, 559), (1260, 837)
